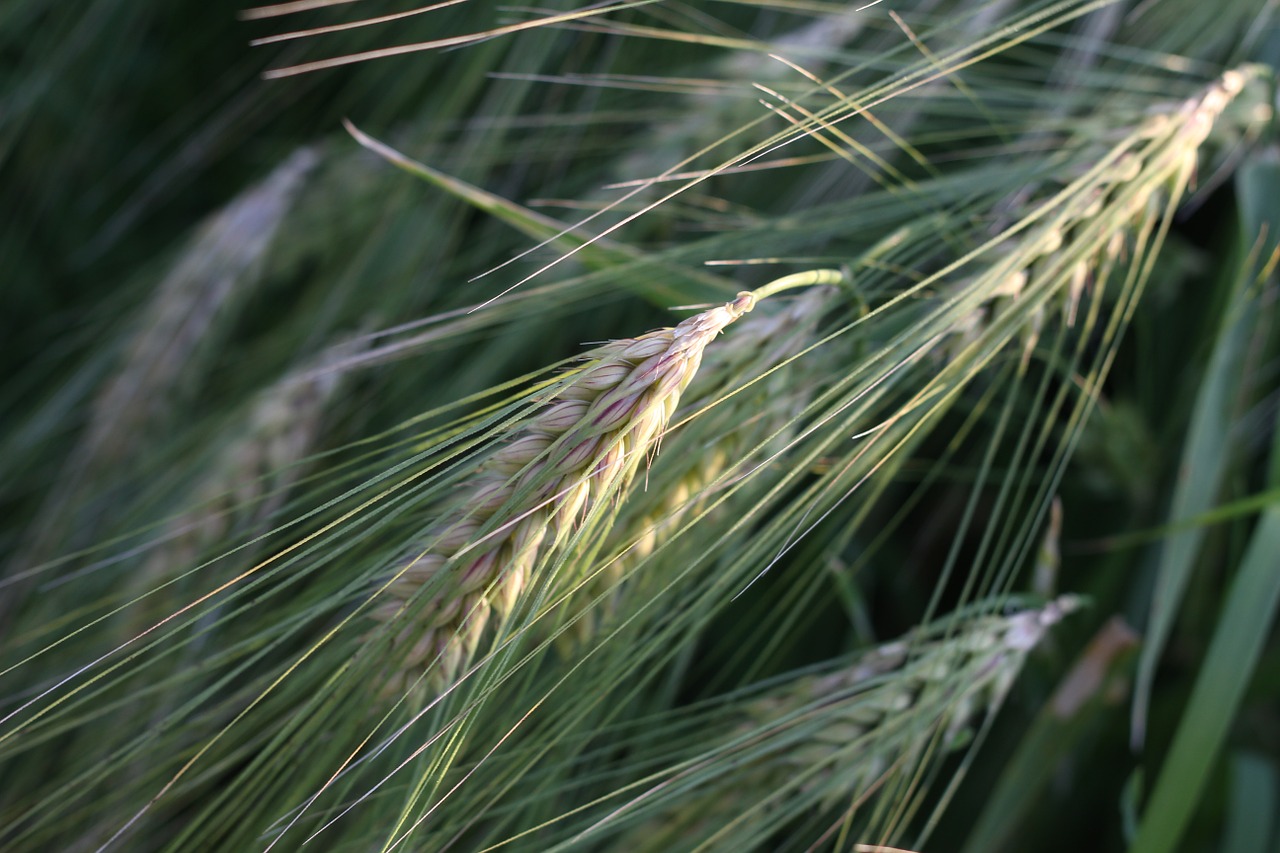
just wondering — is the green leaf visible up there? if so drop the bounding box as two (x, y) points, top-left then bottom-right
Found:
(1128, 506), (1280, 853)
(1131, 149), (1278, 747)
(343, 119), (729, 306)
(1221, 752), (1279, 853)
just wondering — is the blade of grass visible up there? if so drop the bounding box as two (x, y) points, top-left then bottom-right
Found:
(343, 119), (729, 305)
(1130, 179), (1273, 747)
(1221, 752), (1279, 853)
(1129, 146), (1280, 853)
(1128, 504), (1280, 853)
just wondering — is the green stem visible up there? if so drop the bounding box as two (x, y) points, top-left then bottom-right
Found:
(749, 269), (846, 302)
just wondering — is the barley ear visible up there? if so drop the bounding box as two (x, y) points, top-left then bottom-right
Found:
(603, 596), (1078, 850)
(374, 270), (846, 695)
(552, 283), (840, 651)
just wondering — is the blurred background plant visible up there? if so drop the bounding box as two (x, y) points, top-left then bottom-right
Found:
(1, 0), (1278, 850)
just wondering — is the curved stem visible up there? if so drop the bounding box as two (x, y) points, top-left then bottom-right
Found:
(750, 269), (846, 302)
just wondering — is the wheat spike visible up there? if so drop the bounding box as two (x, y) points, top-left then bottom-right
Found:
(604, 596), (1078, 851)
(85, 147), (320, 467)
(122, 335), (366, 629)
(938, 66), (1264, 368)
(373, 271), (845, 693)
(553, 285), (838, 649)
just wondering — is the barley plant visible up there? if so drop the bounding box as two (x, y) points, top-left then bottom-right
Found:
(2, 0), (1278, 851)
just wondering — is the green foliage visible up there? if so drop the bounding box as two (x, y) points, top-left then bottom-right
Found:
(2, 0), (1278, 850)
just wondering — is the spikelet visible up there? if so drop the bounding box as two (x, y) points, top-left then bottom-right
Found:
(373, 272), (843, 693)
(603, 596), (1078, 851)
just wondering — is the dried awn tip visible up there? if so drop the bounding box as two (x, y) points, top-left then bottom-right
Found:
(373, 270), (845, 693)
